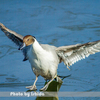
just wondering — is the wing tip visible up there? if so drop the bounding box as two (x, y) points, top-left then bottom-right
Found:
(0, 22), (4, 28)
(0, 23), (8, 33)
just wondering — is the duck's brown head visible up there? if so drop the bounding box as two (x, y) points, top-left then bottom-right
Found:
(18, 35), (35, 50)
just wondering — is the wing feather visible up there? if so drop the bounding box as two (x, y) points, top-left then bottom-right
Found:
(56, 40), (100, 69)
(0, 23), (23, 46)
(0, 23), (28, 61)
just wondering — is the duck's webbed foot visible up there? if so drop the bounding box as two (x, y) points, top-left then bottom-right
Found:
(26, 76), (38, 91)
(26, 85), (37, 90)
(40, 75), (57, 91)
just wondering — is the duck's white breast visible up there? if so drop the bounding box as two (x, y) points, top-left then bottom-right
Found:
(27, 43), (59, 79)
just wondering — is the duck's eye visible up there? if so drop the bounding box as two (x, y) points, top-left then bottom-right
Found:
(27, 39), (29, 41)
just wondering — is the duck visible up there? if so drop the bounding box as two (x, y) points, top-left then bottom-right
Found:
(0, 23), (100, 91)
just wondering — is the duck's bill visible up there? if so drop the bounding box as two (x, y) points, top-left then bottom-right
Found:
(18, 43), (26, 50)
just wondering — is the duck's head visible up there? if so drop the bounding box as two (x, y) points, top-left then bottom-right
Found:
(18, 35), (35, 50)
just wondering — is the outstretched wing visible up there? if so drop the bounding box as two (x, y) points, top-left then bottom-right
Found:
(56, 40), (100, 69)
(0, 23), (23, 46)
(0, 23), (28, 61)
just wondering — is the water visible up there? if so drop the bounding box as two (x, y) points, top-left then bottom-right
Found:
(0, 0), (100, 100)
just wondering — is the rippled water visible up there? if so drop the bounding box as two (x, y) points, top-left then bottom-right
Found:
(0, 0), (100, 100)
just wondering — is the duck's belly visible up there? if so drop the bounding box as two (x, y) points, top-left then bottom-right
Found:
(27, 47), (59, 80)
(30, 58), (58, 80)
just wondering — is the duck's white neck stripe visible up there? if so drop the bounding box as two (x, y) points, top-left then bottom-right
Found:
(32, 39), (44, 52)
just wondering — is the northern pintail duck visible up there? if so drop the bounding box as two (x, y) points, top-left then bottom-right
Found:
(0, 23), (100, 91)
